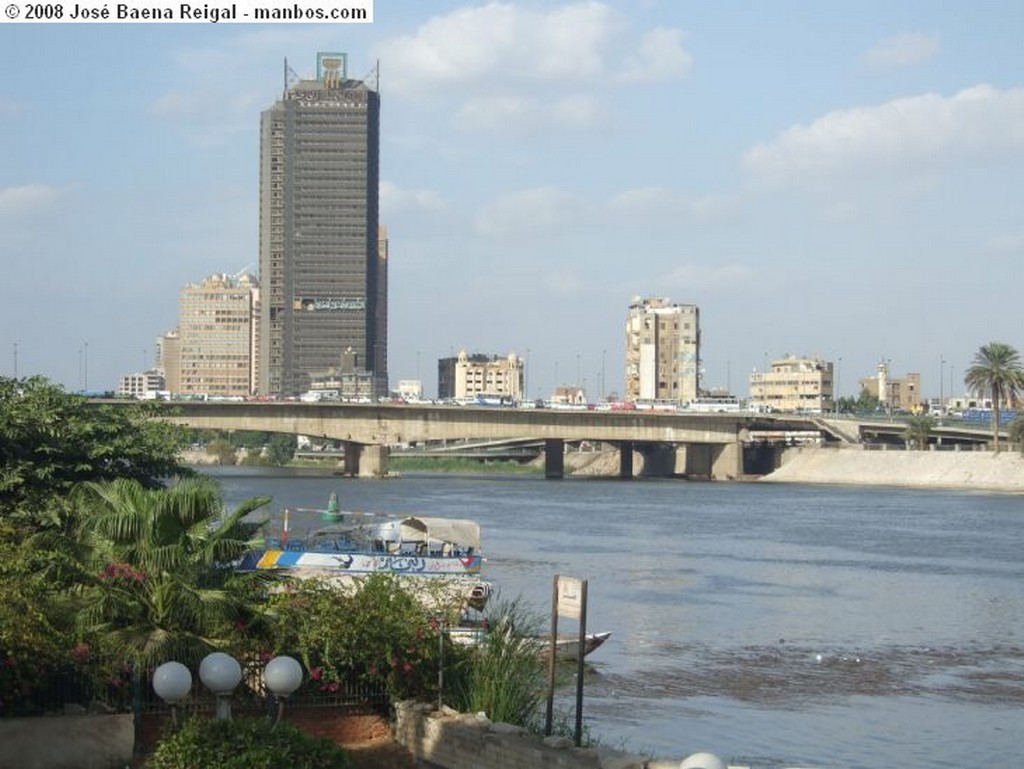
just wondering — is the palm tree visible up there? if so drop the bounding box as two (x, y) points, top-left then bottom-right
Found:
(963, 342), (1024, 453)
(904, 414), (935, 450)
(72, 476), (273, 669)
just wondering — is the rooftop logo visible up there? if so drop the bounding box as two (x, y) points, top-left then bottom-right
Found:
(317, 52), (347, 89)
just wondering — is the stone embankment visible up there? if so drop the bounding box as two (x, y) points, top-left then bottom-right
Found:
(762, 446), (1024, 493)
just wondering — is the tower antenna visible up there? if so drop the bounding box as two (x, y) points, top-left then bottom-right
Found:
(283, 57), (300, 97)
(362, 59), (379, 92)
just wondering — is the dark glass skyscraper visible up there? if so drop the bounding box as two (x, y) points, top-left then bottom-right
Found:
(258, 53), (386, 396)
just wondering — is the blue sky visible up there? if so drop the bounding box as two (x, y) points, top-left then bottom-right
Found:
(2, 1), (1022, 400)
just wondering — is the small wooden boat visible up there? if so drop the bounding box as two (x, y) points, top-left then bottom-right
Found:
(448, 627), (611, 661)
(549, 631), (612, 662)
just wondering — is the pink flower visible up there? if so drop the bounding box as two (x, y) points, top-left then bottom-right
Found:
(71, 642), (91, 664)
(403, 663), (412, 673)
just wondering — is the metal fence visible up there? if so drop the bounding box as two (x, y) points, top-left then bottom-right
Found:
(2, 654), (389, 718)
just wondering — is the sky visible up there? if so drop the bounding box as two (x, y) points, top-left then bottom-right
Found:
(2, 1), (1022, 401)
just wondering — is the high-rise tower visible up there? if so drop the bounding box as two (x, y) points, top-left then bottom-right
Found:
(258, 53), (385, 396)
(625, 297), (701, 403)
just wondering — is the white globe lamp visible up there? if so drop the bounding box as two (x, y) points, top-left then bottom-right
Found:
(679, 752), (728, 769)
(199, 652), (243, 720)
(152, 661), (192, 725)
(264, 655), (304, 727)
(153, 661), (192, 704)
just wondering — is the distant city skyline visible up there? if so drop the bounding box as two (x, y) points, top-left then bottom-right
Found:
(2, 2), (1022, 400)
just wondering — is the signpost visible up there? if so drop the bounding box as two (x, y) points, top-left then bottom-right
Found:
(545, 574), (588, 746)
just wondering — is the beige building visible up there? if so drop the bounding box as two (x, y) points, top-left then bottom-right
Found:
(178, 273), (258, 398)
(859, 362), (921, 411)
(625, 297), (700, 404)
(438, 351), (524, 402)
(117, 370), (166, 399)
(750, 355), (834, 414)
(155, 330), (181, 394)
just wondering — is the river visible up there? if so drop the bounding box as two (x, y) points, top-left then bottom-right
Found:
(208, 467), (1024, 769)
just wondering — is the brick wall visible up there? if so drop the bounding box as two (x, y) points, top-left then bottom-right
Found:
(136, 704), (390, 758)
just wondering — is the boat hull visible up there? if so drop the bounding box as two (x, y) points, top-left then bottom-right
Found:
(241, 548), (483, 576)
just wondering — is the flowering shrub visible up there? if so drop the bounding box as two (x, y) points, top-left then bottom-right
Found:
(265, 574), (466, 702)
(99, 562), (146, 583)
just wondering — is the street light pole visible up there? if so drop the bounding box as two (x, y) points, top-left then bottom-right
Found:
(940, 356), (945, 415)
(601, 349), (606, 401)
(835, 356), (842, 416)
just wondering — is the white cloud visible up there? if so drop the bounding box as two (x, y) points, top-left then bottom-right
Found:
(743, 84), (1024, 184)
(0, 98), (20, 117)
(618, 27), (693, 83)
(375, 1), (691, 135)
(380, 180), (447, 216)
(475, 186), (590, 238)
(0, 184), (65, 220)
(862, 32), (940, 70)
(660, 263), (754, 290)
(454, 93), (607, 134)
(986, 231), (1024, 255)
(542, 267), (585, 297)
(608, 187), (733, 221)
(376, 3), (620, 90)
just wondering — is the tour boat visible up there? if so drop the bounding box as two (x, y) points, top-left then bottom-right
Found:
(237, 509), (491, 608)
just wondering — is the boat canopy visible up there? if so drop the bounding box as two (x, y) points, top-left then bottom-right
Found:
(397, 516), (480, 550)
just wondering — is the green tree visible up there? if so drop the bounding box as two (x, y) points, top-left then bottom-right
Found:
(265, 434), (297, 466)
(963, 342), (1024, 453)
(1008, 417), (1024, 454)
(0, 376), (188, 532)
(0, 521), (80, 715)
(72, 476), (272, 669)
(904, 414), (936, 450)
(207, 437), (238, 465)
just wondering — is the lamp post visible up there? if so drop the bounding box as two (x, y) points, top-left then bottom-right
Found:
(152, 661), (192, 726)
(679, 752), (727, 769)
(264, 655), (304, 728)
(835, 356), (842, 416)
(154, 653), (303, 729)
(939, 356), (945, 418)
(199, 652), (243, 720)
(601, 349), (606, 402)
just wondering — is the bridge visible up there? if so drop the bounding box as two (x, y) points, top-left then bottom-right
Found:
(148, 401), (770, 479)
(127, 401), (999, 479)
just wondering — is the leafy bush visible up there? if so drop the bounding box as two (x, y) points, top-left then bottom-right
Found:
(149, 716), (351, 769)
(447, 597), (546, 728)
(266, 573), (459, 702)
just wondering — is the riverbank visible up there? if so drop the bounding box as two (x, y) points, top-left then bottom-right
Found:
(762, 446), (1024, 492)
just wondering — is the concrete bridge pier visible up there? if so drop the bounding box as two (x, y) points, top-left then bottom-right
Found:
(675, 442), (741, 480)
(341, 442), (389, 478)
(711, 442), (741, 479)
(618, 441), (634, 479)
(544, 439), (565, 479)
(638, 443), (678, 477)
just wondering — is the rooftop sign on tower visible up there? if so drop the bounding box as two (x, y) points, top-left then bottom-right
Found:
(317, 52), (347, 88)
